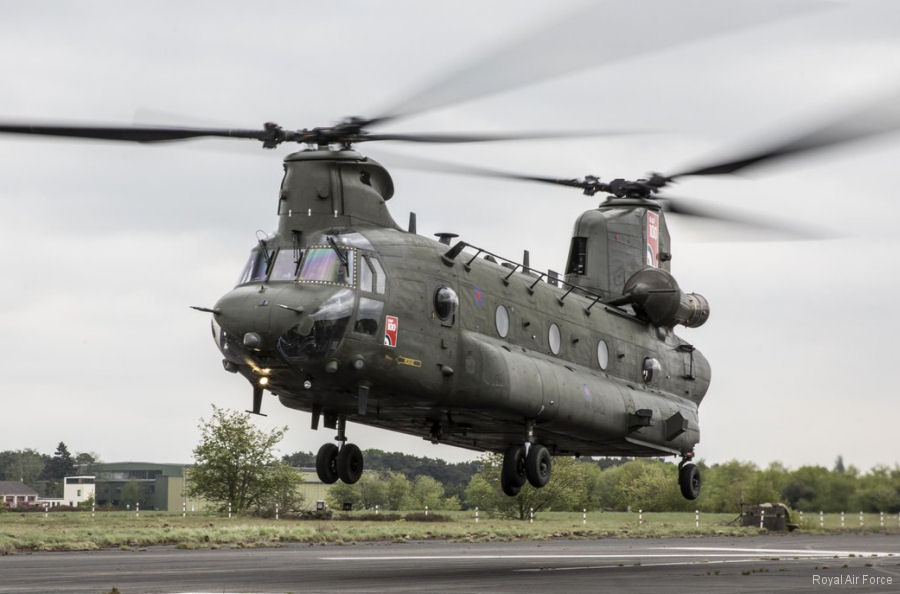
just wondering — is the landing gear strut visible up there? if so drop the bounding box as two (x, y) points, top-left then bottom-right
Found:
(678, 456), (701, 500)
(315, 415), (364, 485)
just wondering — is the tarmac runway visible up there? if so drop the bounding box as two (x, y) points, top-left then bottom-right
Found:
(1, 534), (899, 593)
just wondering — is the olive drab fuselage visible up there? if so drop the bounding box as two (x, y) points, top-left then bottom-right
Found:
(211, 149), (710, 458)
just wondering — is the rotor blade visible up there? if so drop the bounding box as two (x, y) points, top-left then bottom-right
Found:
(369, 0), (823, 126)
(671, 87), (900, 178)
(362, 129), (640, 144)
(0, 122), (274, 143)
(369, 149), (584, 189)
(657, 196), (830, 238)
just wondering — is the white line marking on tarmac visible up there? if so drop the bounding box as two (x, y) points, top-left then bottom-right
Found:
(322, 547), (894, 563)
(516, 558), (783, 573)
(659, 547), (893, 557)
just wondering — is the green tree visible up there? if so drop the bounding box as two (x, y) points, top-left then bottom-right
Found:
(385, 471), (412, 510)
(0, 449), (48, 485)
(121, 479), (142, 508)
(42, 442), (76, 481)
(327, 480), (362, 511)
(187, 406), (301, 513)
(74, 452), (100, 467)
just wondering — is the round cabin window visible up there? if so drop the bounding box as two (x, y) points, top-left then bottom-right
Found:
(642, 357), (662, 384)
(548, 323), (561, 355)
(597, 339), (609, 370)
(434, 286), (458, 322)
(495, 305), (509, 338)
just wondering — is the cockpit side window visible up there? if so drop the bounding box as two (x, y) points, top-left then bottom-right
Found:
(370, 257), (386, 294)
(238, 248), (272, 285)
(298, 247), (356, 286)
(269, 249), (302, 281)
(360, 256), (375, 293)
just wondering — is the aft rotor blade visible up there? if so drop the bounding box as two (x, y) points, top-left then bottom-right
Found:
(369, 0), (823, 126)
(671, 87), (900, 178)
(658, 196), (829, 238)
(0, 122), (277, 143)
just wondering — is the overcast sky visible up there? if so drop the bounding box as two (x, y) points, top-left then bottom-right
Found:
(1, 0), (899, 471)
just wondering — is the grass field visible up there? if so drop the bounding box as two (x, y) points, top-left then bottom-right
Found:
(1, 509), (897, 554)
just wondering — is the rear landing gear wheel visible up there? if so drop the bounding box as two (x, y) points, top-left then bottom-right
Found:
(501, 444), (526, 496)
(679, 461), (701, 500)
(525, 444), (551, 488)
(338, 443), (364, 484)
(316, 443), (339, 484)
(500, 472), (522, 497)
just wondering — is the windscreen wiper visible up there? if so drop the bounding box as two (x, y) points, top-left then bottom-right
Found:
(326, 236), (349, 271)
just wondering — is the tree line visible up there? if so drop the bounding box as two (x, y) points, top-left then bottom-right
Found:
(290, 450), (900, 517)
(0, 443), (97, 497)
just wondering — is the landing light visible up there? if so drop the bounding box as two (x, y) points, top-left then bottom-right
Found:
(258, 377), (269, 387)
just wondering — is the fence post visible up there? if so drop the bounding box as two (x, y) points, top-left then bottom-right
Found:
(819, 511), (824, 529)
(760, 509), (765, 530)
(475, 507), (479, 523)
(841, 511), (845, 528)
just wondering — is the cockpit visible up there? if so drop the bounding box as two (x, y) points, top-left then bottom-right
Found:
(226, 231), (387, 365)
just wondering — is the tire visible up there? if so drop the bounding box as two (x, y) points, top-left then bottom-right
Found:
(500, 470), (522, 497)
(679, 462), (701, 500)
(337, 443), (364, 484)
(502, 444), (527, 489)
(316, 443), (339, 484)
(525, 444), (551, 488)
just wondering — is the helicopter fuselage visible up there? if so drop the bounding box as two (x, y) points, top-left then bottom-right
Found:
(210, 149), (709, 460)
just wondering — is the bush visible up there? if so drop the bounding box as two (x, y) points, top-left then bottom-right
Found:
(336, 513), (402, 521)
(404, 512), (452, 522)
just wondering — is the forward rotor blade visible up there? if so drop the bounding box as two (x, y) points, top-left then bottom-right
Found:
(371, 149), (584, 188)
(0, 122), (274, 143)
(671, 87), (900, 178)
(370, 0), (822, 126)
(658, 196), (829, 238)
(362, 129), (640, 144)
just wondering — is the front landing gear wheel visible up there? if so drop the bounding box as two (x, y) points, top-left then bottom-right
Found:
(316, 443), (339, 484)
(679, 461), (701, 500)
(338, 443), (364, 484)
(525, 444), (551, 488)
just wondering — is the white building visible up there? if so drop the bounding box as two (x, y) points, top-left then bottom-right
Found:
(62, 475), (95, 507)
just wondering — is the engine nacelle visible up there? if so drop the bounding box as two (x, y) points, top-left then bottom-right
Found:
(622, 267), (710, 328)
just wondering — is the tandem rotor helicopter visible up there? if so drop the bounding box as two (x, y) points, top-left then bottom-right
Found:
(3, 1), (900, 500)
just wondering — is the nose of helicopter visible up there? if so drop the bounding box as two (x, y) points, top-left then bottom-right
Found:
(213, 284), (311, 354)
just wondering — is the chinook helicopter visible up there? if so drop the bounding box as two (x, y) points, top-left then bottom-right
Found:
(3, 1), (900, 500)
